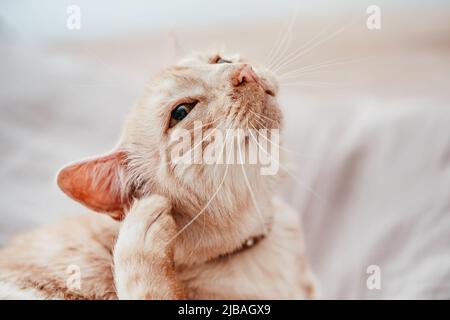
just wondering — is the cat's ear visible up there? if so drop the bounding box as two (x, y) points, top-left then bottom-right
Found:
(57, 151), (130, 220)
(163, 28), (185, 66)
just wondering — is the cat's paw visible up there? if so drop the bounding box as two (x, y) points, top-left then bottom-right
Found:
(113, 195), (184, 299)
(114, 195), (176, 261)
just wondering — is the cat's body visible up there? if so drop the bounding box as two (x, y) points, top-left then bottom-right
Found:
(0, 197), (314, 299)
(0, 51), (316, 299)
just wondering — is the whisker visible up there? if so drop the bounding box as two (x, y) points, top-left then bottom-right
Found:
(167, 116), (237, 244)
(271, 22), (332, 74)
(247, 129), (326, 204)
(279, 81), (340, 87)
(250, 110), (277, 122)
(185, 194), (208, 260)
(267, 30), (291, 71)
(278, 56), (373, 80)
(279, 58), (355, 79)
(248, 109), (278, 124)
(192, 117), (224, 129)
(173, 118), (225, 164)
(249, 115), (319, 160)
(278, 69), (332, 80)
(272, 17), (360, 75)
(265, 21), (290, 68)
(237, 129), (269, 235)
(266, 6), (299, 70)
(267, 17), (296, 71)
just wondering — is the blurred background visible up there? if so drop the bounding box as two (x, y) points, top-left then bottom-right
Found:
(1, 0), (449, 299)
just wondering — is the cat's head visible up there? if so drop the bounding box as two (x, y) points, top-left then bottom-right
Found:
(58, 51), (282, 226)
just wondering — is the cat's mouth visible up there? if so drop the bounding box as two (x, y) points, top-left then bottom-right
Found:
(258, 74), (277, 97)
(264, 88), (276, 97)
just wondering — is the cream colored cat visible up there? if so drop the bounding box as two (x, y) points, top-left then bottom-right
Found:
(0, 51), (316, 299)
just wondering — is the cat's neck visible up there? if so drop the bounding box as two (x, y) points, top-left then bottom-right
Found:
(173, 197), (274, 266)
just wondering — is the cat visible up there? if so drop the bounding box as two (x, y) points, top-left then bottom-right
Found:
(0, 51), (316, 299)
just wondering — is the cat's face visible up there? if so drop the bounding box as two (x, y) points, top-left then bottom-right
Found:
(58, 51), (282, 223)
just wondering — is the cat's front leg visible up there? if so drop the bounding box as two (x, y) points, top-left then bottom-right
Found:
(113, 195), (185, 300)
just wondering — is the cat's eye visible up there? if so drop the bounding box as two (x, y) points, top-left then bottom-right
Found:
(211, 55), (232, 64)
(170, 102), (197, 128)
(217, 58), (232, 64)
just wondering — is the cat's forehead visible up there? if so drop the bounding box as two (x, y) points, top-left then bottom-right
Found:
(150, 51), (242, 96)
(178, 51), (242, 65)
(151, 66), (207, 99)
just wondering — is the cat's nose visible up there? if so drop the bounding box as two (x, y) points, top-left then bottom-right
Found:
(232, 64), (258, 86)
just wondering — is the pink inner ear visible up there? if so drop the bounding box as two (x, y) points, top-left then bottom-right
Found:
(57, 151), (129, 220)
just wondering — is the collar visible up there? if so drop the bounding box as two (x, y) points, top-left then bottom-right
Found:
(233, 233), (267, 254)
(208, 234), (266, 262)
(206, 217), (274, 263)
(208, 233), (268, 263)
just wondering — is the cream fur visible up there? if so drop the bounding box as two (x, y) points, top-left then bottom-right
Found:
(0, 51), (316, 299)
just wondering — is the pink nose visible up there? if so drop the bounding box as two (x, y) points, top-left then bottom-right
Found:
(237, 64), (258, 84)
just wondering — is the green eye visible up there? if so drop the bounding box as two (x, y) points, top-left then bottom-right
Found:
(217, 58), (232, 64)
(172, 104), (190, 120)
(170, 102), (196, 127)
(211, 55), (232, 64)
